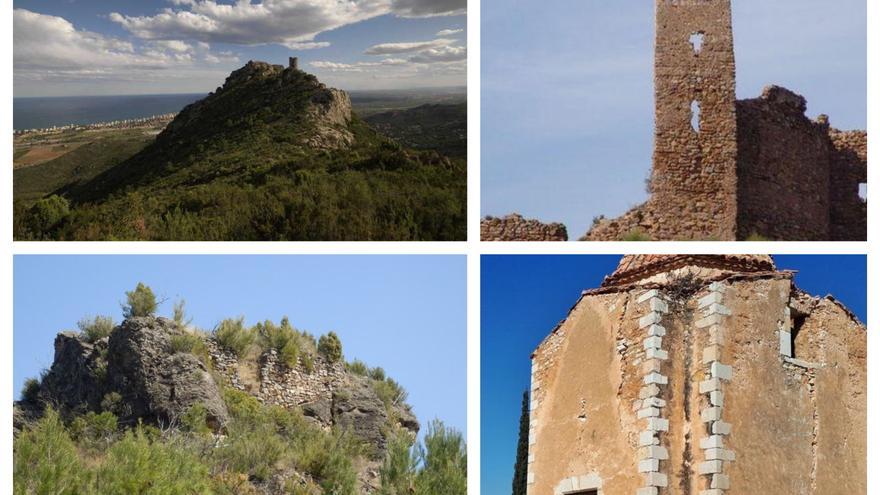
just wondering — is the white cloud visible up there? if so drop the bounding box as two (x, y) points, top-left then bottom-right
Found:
(436, 28), (463, 36)
(283, 41), (331, 50)
(364, 38), (454, 55)
(14, 9), (239, 88)
(109, 0), (464, 48)
(408, 45), (466, 63)
(310, 58), (408, 72)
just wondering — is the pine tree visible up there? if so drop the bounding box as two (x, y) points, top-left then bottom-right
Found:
(512, 390), (530, 495)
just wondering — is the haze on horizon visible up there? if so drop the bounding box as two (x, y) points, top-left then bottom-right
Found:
(13, 0), (467, 97)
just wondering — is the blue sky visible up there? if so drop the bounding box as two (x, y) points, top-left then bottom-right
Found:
(480, 255), (866, 495)
(13, 255), (466, 439)
(13, 0), (466, 96)
(482, 0), (867, 238)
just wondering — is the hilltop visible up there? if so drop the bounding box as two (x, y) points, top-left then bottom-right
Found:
(14, 284), (466, 494)
(14, 60), (466, 241)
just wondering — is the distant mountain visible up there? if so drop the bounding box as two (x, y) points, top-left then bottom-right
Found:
(365, 103), (466, 159)
(14, 61), (466, 241)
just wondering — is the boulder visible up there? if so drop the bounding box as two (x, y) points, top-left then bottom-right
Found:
(106, 317), (229, 428)
(332, 376), (390, 459)
(40, 331), (107, 413)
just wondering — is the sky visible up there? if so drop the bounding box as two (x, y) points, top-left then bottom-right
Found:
(480, 254), (866, 495)
(13, 0), (466, 96)
(13, 255), (467, 440)
(482, 0), (867, 238)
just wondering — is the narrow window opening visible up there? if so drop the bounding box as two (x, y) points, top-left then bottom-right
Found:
(689, 32), (705, 54)
(858, 183), (867, 202)
(570, 491), (598, 495)
(790, 313), (807, 359)
(690, 100), (701, 133)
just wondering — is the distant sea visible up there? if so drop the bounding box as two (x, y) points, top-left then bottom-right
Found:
(13, 93), (207, 131)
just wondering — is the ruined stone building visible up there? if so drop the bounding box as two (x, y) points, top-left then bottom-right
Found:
(526, 255), (866, 495)
(584, 0), (867, 241)
(482, 0), (867, 241)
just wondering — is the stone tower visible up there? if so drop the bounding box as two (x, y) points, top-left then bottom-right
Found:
(650, 0), (738, 240)
(526, 255), (865, 495)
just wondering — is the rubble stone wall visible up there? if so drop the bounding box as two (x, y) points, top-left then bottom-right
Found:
(481, 214), (568, 241)
(829, 129), (867, 240)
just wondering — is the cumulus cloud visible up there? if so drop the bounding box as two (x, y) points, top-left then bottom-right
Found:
(436, 28), (463, 36)
(310, 58), (408, 72)
(408, 45), (466, 63)
(14, 9), (238, 82)
(109, 0), (465, 47)
(364, 38), (454, 55)
(284, 41), (331, 50)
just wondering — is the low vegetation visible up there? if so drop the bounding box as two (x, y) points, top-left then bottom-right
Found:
(77, 315), (115, 343)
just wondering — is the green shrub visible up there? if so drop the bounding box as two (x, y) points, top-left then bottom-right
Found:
(122, 282), (158, 318)
(254, 318), (301, 367)
(378, 428), (417, 495)
(94, 426), (214, 493)
(369, 366), (386, 381)
(173, 298), (193, 328)
(622, 229), (651, 241)
(213, 317), (255, 357)
(170, 331), (205, 355)
(14, 408), (84, 494)
(318, 331), (343, 363)
(216, 419), (286, 482)
(373, 378), (408, 408)
(20, 378), (41, 403)
(346, 359), (368, 376)
(69, 411), (118, 448)
(292, 428), (361, 495)
(414, 420), (467, 495)
(29, 195), (70, 233)
(181, 403), (211, 435)
(101, 392), (125, 416)
(745, 233), (771, 241)
(77, 315), (115, 343)
(222, 388), (263, 421)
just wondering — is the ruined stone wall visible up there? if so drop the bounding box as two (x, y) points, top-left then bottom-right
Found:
(481, 214), (568, 241)
(735, 87), (832, 240)
(205, 339), (346, 413)
(650, 0), (738, 241)
(829, 129), (867, 240)
(531, 274), (866, 494)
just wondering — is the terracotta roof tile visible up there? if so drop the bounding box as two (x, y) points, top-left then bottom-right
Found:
(603, 255), (776, 287)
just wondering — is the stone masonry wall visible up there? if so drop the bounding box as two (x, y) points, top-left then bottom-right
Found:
(530, 272), (866, 495)
(205, 339), (346, 413)
(829, 129), (867, 240)
(650, 0), (739, 240)
(481, 214), (568, 241)
(735, 86), (832, 240)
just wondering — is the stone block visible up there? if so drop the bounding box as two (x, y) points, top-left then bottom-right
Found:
(640, 384), (661, 399)
(643, 336), (663, 350)
(530, 399), (540, 411)
(712, 473), (731, 489)
(528, 454), (535, 463)
(696, 313), (724, 328)
(643, 359), (663, 374)
(639, 312), (663, 328)
(644, 472), (668, 487)
(705, 303), (731, 316)
(639, 430), (658, 446)
(528, 433), (536, 445)
(711, 362), (733, 380)
(644, 372), (668, 385)
(646, 348), (669, 360)
(650, 298), (669, 313)
(638, 407), (660, 418)
(708, 282), (726, 293)
(700, 435), (724, 449)
(698, 460), (723, 475)
(779, 330), (792, 357)
(701, 407), (722, 422)
(702, 345), (722, 364)
(639, 458), (660, 473)
(699, 490), (724, 495)
(638, 289), (660, 303)
(709, 326), (726, 345)
(705, 448), (735, 461)
(646, 417), (669, 432)
(636, 488), (658, 495)
(710, 390), (724, 407)
(647, 324), (666, 337)
(527, 472), (535, 484)
(642, 445), (669, 460)
(644, 397), (667, 408)
(712, 421), (732, 435)
(698, 291), (723, 308)
(699, 378), (721, 393)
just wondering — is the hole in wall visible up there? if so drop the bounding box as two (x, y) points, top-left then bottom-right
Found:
(690, 100), (701, 133)
(791, 313), (807, 359)
(859, 183), (867, 202)
(689, 32), (705, 54)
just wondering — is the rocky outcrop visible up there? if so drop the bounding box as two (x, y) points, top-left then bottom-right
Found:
(480, 213), (568, 241)
(40, 331), (107, 413)
(106, 317), (228, 428)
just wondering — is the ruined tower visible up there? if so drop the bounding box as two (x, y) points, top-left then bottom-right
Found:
(651, 0), (739, 240)
(526, 255), (865, 495)
(289, 56), (299, 70)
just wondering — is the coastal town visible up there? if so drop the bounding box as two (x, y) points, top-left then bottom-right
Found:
(14, 112), (176, 136)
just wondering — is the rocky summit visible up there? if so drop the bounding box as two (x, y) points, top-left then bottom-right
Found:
(16, 316), (418, 464)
